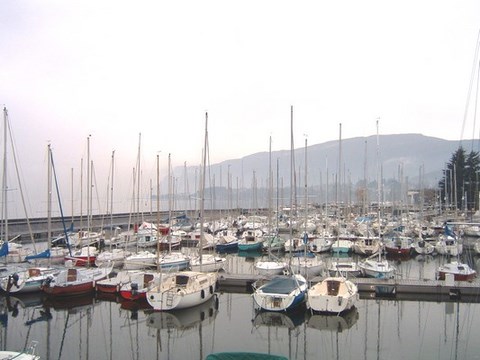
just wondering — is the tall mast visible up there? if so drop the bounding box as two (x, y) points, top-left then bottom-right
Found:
(47, 144), (52, 259)
(86, 135), (91, 265)
(110, 150), (115, 249)
(376, 119), (381, 239)
(2, 107), (8, 244)
(136, 133), (141, 224)
(199, 112), (208, 265)
(338, 123), (342, 210)
(289, 105), (294, 244)
(268, 136), (272, 236)
(156, 153), (160, 272)
(167, 153), (172, 253)
(71, 168), (74, 226)
(304, 136), (308, 257)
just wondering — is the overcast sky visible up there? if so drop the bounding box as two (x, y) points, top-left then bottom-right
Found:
(1, 1), (480, 217)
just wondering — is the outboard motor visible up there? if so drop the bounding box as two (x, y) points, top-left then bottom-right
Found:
(131, 282), (139, 296)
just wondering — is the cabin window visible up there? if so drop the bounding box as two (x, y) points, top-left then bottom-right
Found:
(327, 280), (340, 296)
(29, 268), (41, 277)
(176, 275), (189, 286)
(67, 269), (77, 282)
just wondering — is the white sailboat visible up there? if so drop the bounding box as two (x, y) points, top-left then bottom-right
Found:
(255, 136), (287, 276)
(289, 136), (324, 279)
(147, 112), (218, 311)
(358, 252), (396, 279)
(146, 270), (217, 310)
(0, 107), (35, 265)
(307, 276), (359, 313)
(96, 150), (131, 268)
(252, 106), (308, 311)
(358, 119), (396, 280)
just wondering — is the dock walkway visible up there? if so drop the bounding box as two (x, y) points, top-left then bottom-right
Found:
(217, 272), (480, 302)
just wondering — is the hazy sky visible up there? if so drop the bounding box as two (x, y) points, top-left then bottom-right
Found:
(1, 1), (480, 217)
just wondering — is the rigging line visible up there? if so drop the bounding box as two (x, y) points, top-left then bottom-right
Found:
(90, 162), (104, 228)
(460, 29), (480, 145)
(474, 58), (480, 152)
(50, 148), (73, 256)
(6, 113), (36, 249)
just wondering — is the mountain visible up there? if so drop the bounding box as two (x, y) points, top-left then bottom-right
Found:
(171, 134), (473, 208)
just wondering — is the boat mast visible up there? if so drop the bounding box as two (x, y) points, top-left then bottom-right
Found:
(86, 135), (91, 266)
(2, 107), (8, 245)
(167, 153), (172, 253)
(71, 168), (74, 228)
(289, 106), (294, 255)
(199, 112), (208, 266)
(156, 153), (160, 272)
(376, 118), (382, 260)
(109, 150), (115, 251)
(47, 144), (52, 264)
(303, 135), (308, 260)
(136, 133), (141, 225)
(337, 123), (341, 246)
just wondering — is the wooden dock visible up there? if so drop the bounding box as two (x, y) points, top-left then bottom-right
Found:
(217, 273), (480, 303)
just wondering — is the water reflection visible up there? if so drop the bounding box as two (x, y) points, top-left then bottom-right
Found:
(0, 248), (478, 359)
(307, 307), (359, 332)
(146, 295), (219, 331)
(252, 306), (307, 330)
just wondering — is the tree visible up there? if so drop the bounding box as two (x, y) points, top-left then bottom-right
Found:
(438, 147), (480, 211)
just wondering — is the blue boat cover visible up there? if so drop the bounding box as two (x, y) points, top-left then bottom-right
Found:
(25, 249), (50, 261)
(0, 242), (9, 257)
(260, 276), (304, 295)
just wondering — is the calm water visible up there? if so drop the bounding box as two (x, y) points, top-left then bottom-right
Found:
(1, 249), (480, 360)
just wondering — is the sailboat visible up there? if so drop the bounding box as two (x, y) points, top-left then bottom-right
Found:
(289, 136), (323, 279)
(436, 261), (477, 281)
(154, 153), (190, 271)
(95, 150), (131, 268)
(0, 107), (35, 265)
(359, 119), (396, 280)
(307, 276), (359, 313)
(331, 123), (353, 254)
(358, 251), (396, 279)
(252, 272), (308, 312)
(118, 270), (160, 301)
(190, 123), (226, 273)
(64, 136), (99, 267)
(0, 144), (62, 294)
(95, 269), (143, 294)
(146, 270), (217, 310)
(252, 106), (308, 312)
(147, 113), (218, 311)
(41, 261), (113, 297)
(0, 266), (60, 294)
(255, 137), (287, 276)
(435, 224), (463, 256)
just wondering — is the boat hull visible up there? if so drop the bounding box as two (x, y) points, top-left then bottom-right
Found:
(253, 275), (308, 312)
(307, 278), (359, 313)
(43, 280), (95, 296)
(146, 272), (217, 311)
(436, 272), (476, 281)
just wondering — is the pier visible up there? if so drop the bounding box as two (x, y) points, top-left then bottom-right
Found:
(217, 273), (480, 303)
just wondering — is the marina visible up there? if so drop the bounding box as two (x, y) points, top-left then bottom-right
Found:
(1, 1), (480, 358)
